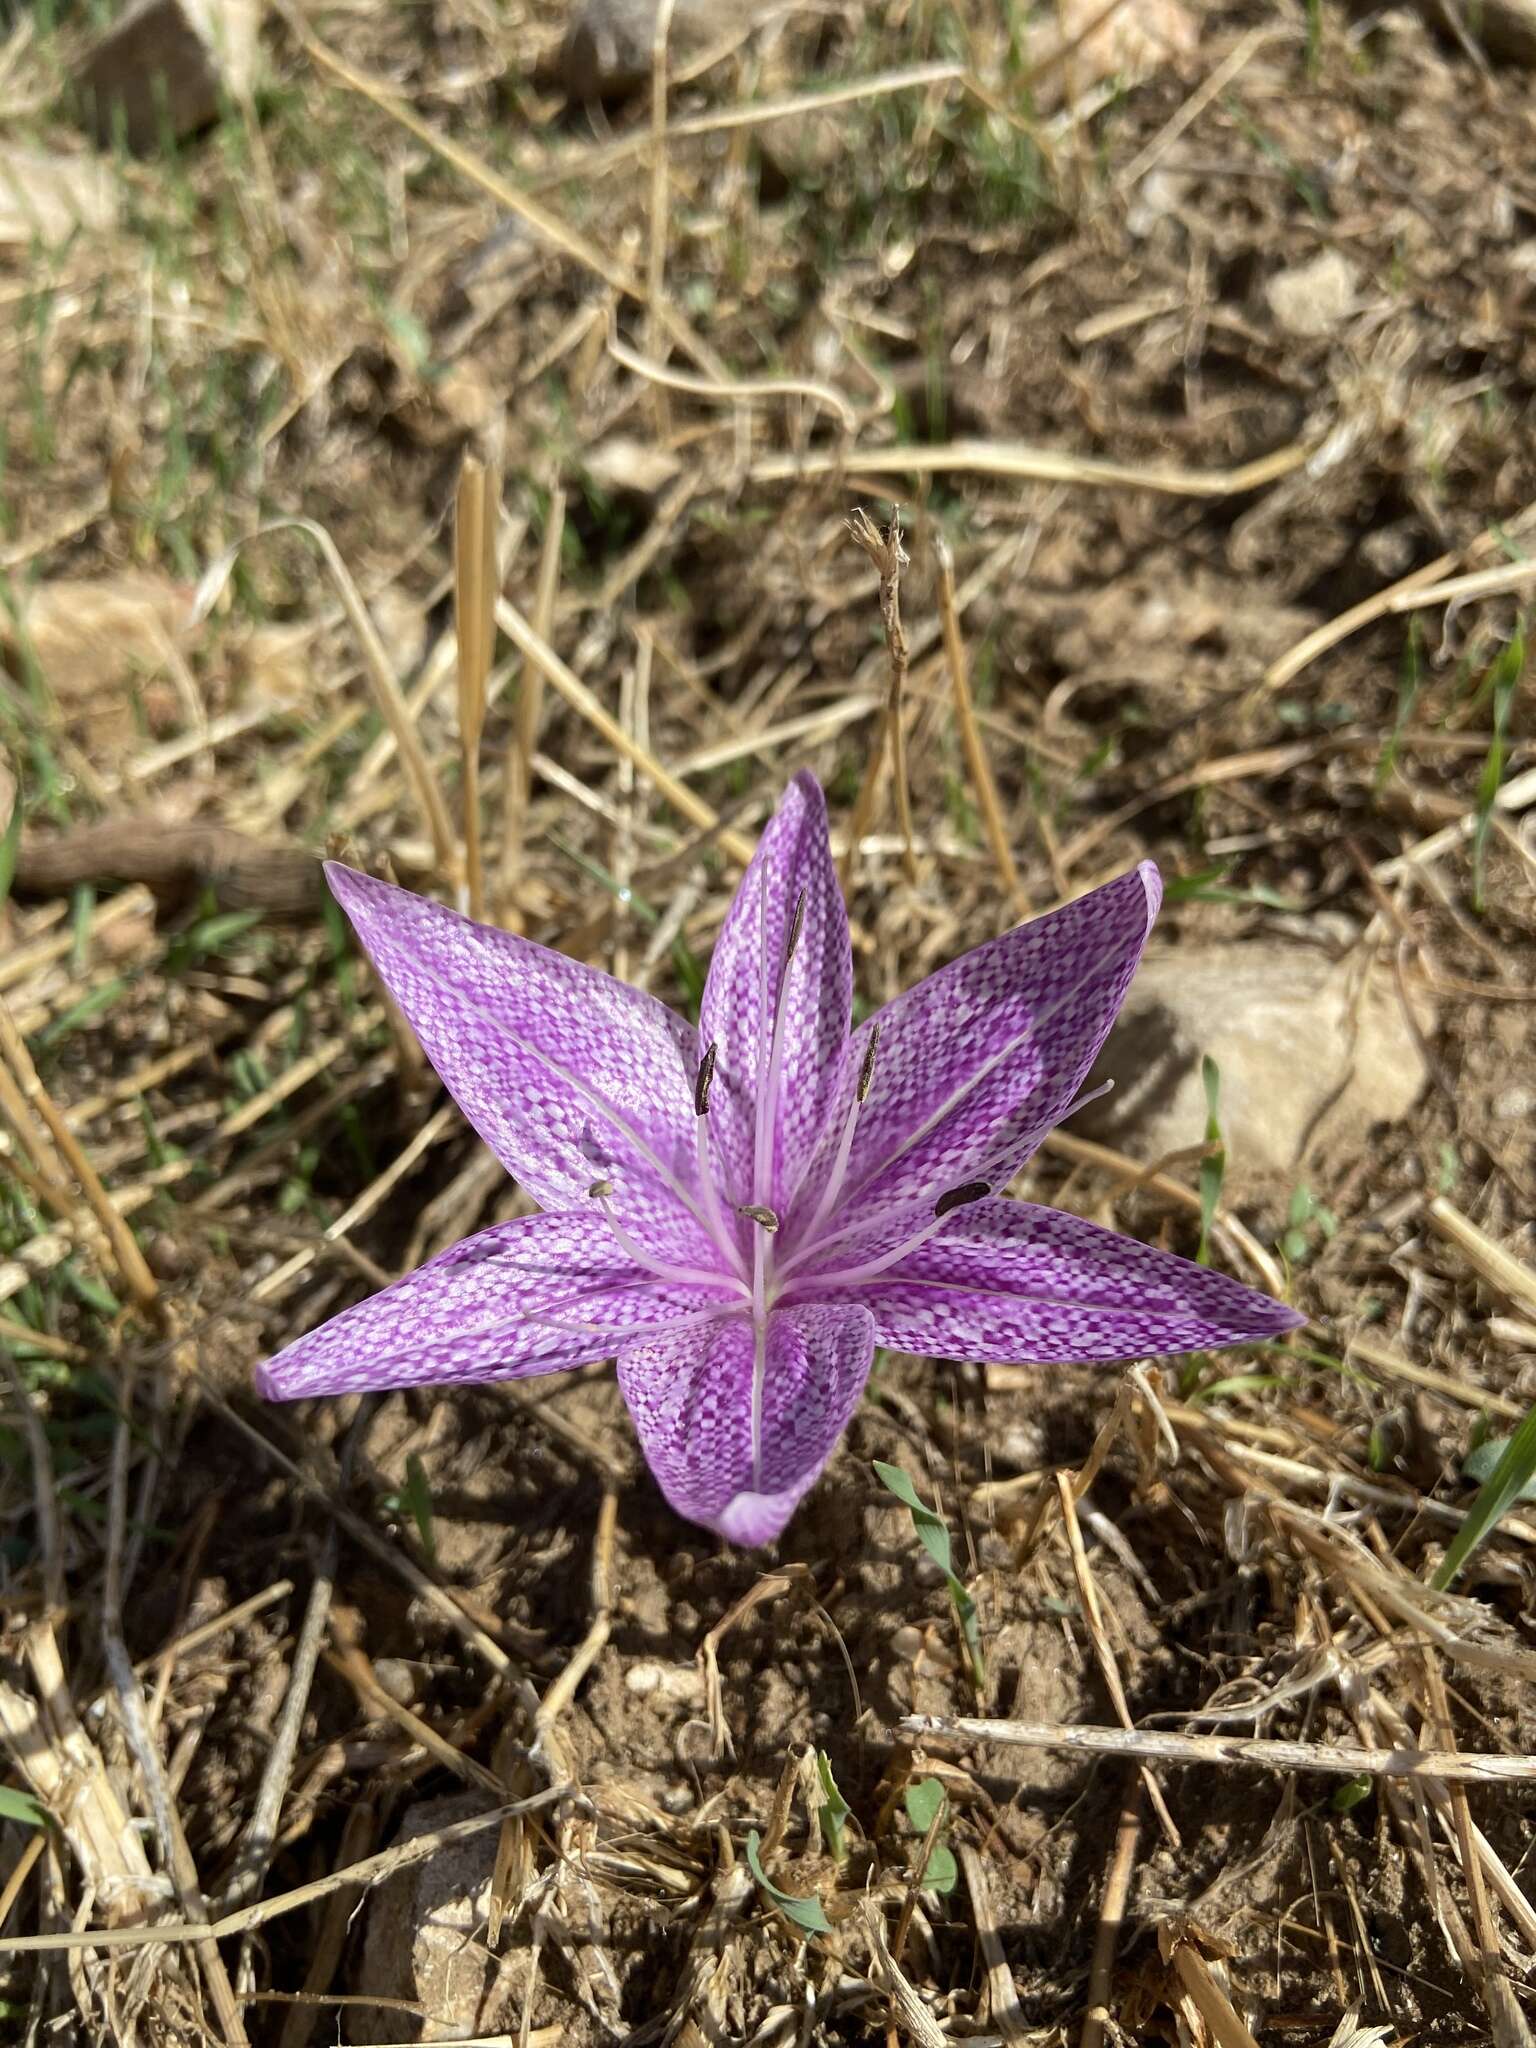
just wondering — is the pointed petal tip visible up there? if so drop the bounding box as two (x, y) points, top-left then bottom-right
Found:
(1136, 858), (1163, 931)
(321, 858), (378, 917)
(710, 1485), (801, 1546)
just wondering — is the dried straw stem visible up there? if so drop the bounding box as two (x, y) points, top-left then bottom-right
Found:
(454, 452), (497, 921)
(934, 533), (1029, 919)
(494, 594), (754, 866)
(843, 507), (916, 886)
(899, 1714), (1536, 1783)
(0, 997), (158, 1311)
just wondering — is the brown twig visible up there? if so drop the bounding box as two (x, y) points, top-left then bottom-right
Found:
(843, 506), (916, 886)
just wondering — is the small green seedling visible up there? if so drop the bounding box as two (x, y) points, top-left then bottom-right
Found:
(1281, 1184), (1338, 1266)
(1434, 1404), (1536, 1590)
(745, 1829), (831, 1936)
(1196, 1054), (1225, 1268)
(815, 1751), (852, 1862)
(874, 1461), (984, 1689)
(1331, 1773), (1372, 1815)
(383, 1453), (436, 1565)
(903, 1777), (957, 1895)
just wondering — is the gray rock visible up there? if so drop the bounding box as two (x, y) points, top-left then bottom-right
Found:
(560, 0), (764, 100)
(1071, 944), (1431, 1187)
(76, 0), (258, 154)
(0, 148), (119, 247)
(350, 1792), (504, 2043)
(1264, 249), (1357, 338)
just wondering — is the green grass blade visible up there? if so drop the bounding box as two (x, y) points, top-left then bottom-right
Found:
(1196, 1053), (1225, 1268)
(1432, 1403), (1536, 1590)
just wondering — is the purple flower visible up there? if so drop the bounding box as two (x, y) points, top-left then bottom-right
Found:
(258, 772), (1299, 1544)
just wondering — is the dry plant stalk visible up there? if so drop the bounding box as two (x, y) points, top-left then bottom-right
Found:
(0, 998), (159, 1311)
(494, 594), (754, 866)
(1427, 1195), (1536, 1316)
(500, 491), (566, 915)
(454, 452), (497, 922)
(899, 1713), (1536, 1784)
(1055, 1475), (1179, 1850)
(1159, 1923), (1263, 2048)
(934, 533), (1029, 919)
(843, 507), (917, 886)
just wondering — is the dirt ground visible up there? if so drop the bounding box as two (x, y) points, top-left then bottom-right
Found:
(2, 0), (1535, 2041)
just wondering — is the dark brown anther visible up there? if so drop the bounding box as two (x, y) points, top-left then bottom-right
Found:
(934, 1179), (990, 1219)
(785, 889), (807, 965)
(588, 1177), (614, 1200)
(857, 1022), (881, 1104)
(695, 1041), (718, 1117)
(738, 1203), (781, 1232)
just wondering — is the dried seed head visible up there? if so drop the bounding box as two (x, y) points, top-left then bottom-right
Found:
(934, 1179), (990, 1219)
(857, 1022), (881, 1104)
(737, 1203), (781, 1232)
(695, 1041), (718, 1118)
(785, 888), (807, 964)
(587, 1177), (614, 1201)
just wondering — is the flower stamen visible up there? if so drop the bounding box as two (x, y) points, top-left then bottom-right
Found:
(753, 886), (807, 1207)
(783, 1176), (992, 1291)
(692, 1039), (745, 1276)
(589, 1181), (752, 1297)
(785, 1021), (880, 1253)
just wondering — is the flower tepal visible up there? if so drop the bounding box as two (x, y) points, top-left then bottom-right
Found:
(258, 771), (1301, 1543)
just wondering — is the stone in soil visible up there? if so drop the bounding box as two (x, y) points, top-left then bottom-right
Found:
(75, 0), (258, 153)
(1072, 943), (1431, 1188)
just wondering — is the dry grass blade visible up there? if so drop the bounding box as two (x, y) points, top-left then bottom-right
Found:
(843, 507), (916, 885)
(544, 60), (966, 183)
(494, 595), (754, 866)
(1264, 497), (1536, 692)
(1055, 1476), (1179, 1848)
(751, 435), (1310, 493)
(957, 1844), (1028, 2043)
(455, 452), (497, 921)
(1427, 1195), (1536, 1317)
(607, 328), (859, 433)
(0, 997), (159, 1311)
(934, 533), (1029, 919)
(0, 1797), (566, 1955)
(501, 485), (564, 915)
(291, 13), (727, 378)
(192, 519), (458, 879)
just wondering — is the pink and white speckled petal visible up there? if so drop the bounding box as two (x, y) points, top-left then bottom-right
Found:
(616, 1302), (876, 1543)
(823, 1197), (1301, 1362)
(699, 772), (852, 1220)
(324, 864), (716, 1269)
(788, 864), (1160, 1266)
(257, 1209), (735, 1401)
